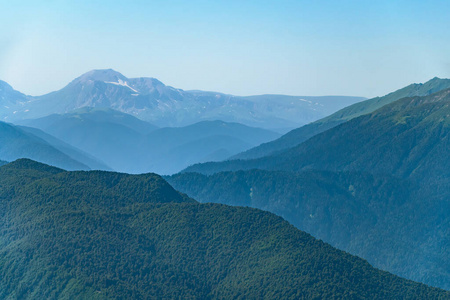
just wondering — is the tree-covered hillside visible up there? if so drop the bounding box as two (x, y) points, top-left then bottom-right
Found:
(184, 89), (450, 191)
(168, 168), (450, 290)
(232, 77), (450, 160)
(1, 159), (447, 299)
(173, 89), (450, 289)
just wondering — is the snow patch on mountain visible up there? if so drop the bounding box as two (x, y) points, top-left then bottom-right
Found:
(105, 79), (139, 93)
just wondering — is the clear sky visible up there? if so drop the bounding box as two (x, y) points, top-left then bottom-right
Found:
(1, 0), (449, 97)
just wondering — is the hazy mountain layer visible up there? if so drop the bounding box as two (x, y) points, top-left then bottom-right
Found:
(233, 77), (450, 160)
(18, 125), (111, 171)
(1, 69), (365, 128)
(0, 159), (447, 299)
(0, 121), (93, 171)
(140, 120), (281, 174)
(19, 107), (159, 135)
(21, 109), (281, 174)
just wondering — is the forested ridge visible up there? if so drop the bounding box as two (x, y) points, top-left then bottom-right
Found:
(171, 89), (450, 289)
(0, 159), (447, 299)
(232, 76), (450, 160)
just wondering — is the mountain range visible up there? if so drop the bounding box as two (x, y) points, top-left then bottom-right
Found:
(184, 87), (450, 181)
(232, 76), (450, 160)
(1, 69), (449, 295)
(18, 108), (281, 174)
(170, 88), (450, 289)
(0, 159), (447, 299)
(1, 69), (365, 129)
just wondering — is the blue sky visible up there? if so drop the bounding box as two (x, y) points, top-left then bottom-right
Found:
(1, 0), (449, 97)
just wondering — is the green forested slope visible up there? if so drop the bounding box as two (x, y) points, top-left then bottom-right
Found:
(0, 159), (447, 299)
(173, 90), (450, 289)
(232, 77), (450, 160)
(168, 168), (450, 290)
(184, 89), (450, 190)
(272, 91), (450, 184)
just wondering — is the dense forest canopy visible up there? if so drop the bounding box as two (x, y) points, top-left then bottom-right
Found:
(0, 159), (447, 298)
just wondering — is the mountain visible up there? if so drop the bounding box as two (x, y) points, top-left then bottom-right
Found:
(233, 77), (450, 160)
(140, 120), (281, 174)
(184, 88), (450, 182)
(2, 69), (365, 128)
(18, 125), (111, 171)
(21, 110), (281, 174)
(168, 168), (450, 289)
(168, 169), (411, 247)
(0, 159), (447, 299)
(174, 89), (450, 289)
(0, 80), (29, 122)
(273, 90), (449, 185)
(20, 107), (159, 135)
(0, 121), (94, 171)
(18, 108), (156, 173)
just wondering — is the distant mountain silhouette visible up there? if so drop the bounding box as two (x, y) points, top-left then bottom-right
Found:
(0, 121), (104, 170)
(1, 69), (365, 128)
(18, 125), (111, 171)
(21, 109), (281, 174)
